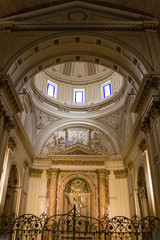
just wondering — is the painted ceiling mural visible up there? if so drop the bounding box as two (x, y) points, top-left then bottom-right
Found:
(40, 125), (117, 155)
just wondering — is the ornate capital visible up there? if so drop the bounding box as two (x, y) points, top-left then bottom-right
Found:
(97, 169), (110, 178)
(23, 160), (29, 169)
(5, 116), (14, 132)
(29, 168), (43, 178)
(8, 137), (16, 151)
(139, 138), (147, 153)
(0, 100), (6, 118)
(0, 73), (23, 113)
(140, 117), (150, 134)
(148, 100), (160, 121)
(46, 168), (60, 178)
(127, 160), (133, 171)
(114, 168), (128, 179)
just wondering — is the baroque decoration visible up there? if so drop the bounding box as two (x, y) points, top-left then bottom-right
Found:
(40, 125), (117, 154)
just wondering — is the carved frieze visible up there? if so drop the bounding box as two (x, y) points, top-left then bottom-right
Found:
(29, 168), (43, 178)
(8, 136), (16, 151)
(139, 138), (147, 153)
(114, 168), (128, 179)
(5, 116), (14, 132)
(52, 159), (104, 166)
(0, 73), (23, 113)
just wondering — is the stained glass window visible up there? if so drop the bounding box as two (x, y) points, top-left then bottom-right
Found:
(103, 83), (111, 98)
(74, 90), (84, 103)
(46, 82), (56, 98)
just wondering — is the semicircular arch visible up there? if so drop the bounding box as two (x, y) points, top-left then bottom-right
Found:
(5, 34), (150, 93)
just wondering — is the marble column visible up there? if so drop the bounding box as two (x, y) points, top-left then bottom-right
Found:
(46, 168), (60, 216)
(97, 169), (110, 219)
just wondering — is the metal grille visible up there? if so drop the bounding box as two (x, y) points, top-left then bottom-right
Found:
(0, 207), (160, 240)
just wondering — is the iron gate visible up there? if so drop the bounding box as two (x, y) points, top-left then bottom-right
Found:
(0, 207), (160, 240)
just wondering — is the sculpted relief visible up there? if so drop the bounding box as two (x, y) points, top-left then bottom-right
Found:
(40, 125), (117, 154)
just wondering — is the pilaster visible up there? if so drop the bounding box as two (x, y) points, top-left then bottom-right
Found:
(46, 168), (60, 216)
(97, 169), (110, 219)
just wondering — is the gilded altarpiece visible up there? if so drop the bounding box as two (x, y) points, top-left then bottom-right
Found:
(45, 144), (110, 219)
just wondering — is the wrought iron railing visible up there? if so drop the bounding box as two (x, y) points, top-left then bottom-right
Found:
(0, 207), (160, 239)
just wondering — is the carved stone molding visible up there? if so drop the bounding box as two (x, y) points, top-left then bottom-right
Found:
(52, 160), (104, 166)
(147, 100), (160, 121)
(29, 168), (43, 178)
(46, 168), (60, 178)
(133, 76), (158, 114)
(127, 160), (133, 171)
(0, 73), (23, 113)
(5, 116), (14, 132)
(114, 168), (128, 179)
(139, 138), (147, 152)
(97, 169), (110, 178)
(140, 117), (150, 134)
(0, 100), (6, 118)
(0, 19), (158, 32)
(8, 136), (16, 151)
(23, 160), (29, 169)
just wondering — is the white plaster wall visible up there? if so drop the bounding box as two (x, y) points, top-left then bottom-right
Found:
(109, 171), (130, 218)
(26, 172), (47, 216)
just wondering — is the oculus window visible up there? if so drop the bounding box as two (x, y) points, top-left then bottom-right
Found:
(102, 82), (111, 98)
(74, 89), (84, 103)
(46, 82), (57, 98)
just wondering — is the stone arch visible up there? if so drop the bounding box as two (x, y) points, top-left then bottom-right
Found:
(57, 172), (98, 218)
(35, 120), (122, 155)
(5, 34), (150, 93)
(3, 163), (21, 216)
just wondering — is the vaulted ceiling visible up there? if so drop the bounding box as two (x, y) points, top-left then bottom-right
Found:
(0, 0), (160, 19)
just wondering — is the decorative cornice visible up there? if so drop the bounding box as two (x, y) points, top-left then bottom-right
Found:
(8, 136), (16, 151)
(35, 154), (108, 162)
(140, 117), (150, 134)
(0, 73), (23, 113)
(0, 20), (159, 32)
(133, 76), (159, 114)
(127, 160), (133, 171)
(23, 160), (29, 169)
(46, 168), (60, 178)
(97, 169), (110, 178)
(139, 138), (147, 153)
(29, 168), (43, 178)
(4, 116), (14, 132)
(0, 99), (6, 118)
(114, 168), (128, 179)
(147, 99), (160, 121)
